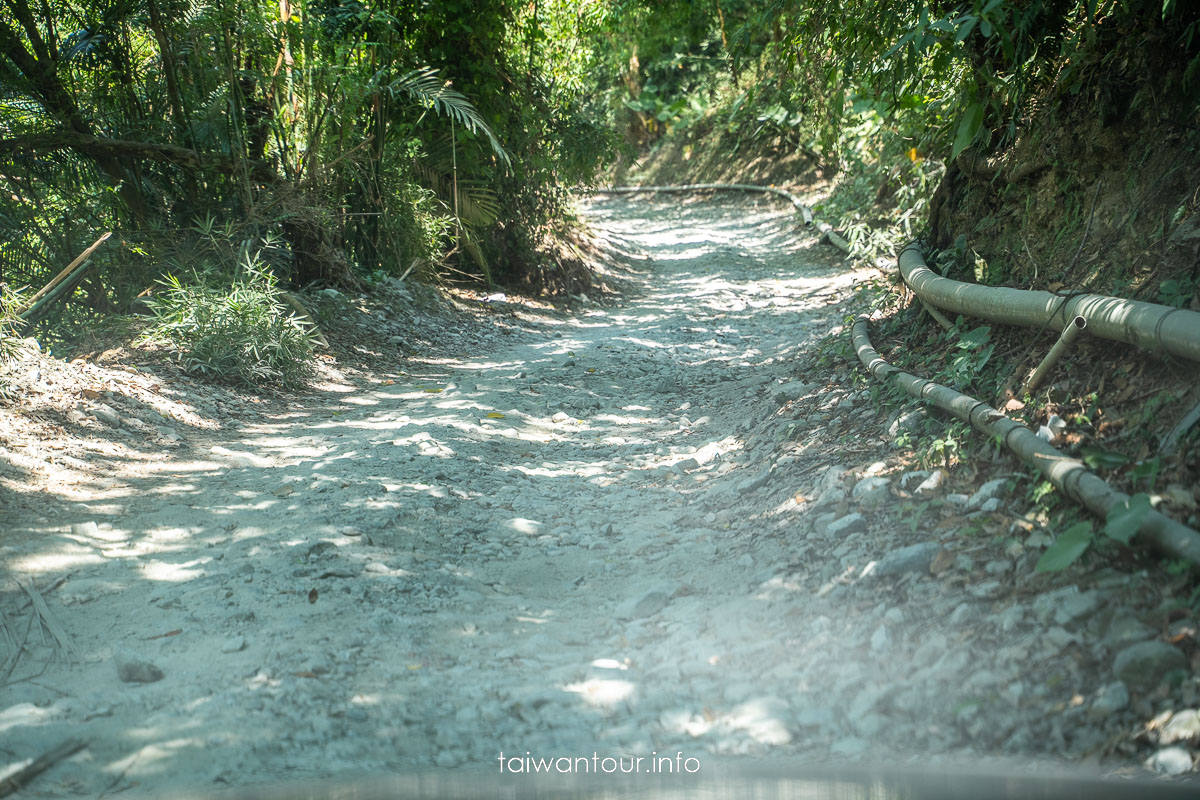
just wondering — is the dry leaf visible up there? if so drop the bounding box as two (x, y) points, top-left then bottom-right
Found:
(308, 588), (318, 604)
(1003, 398), (1025, 412)
(930, 548), (955, 576)
(486, 412), (505, 419)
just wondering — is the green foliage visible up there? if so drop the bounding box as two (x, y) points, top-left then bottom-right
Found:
(1157, 277), (1198, 308)
(0, 285), (26, 400)
(139, 243), (319, 390)
(1036, 521), (1093, 572)
(1080, 446), (1132, 470)
(0, 286), (24, 364)
(0, 0), (616, 316)
(1035, 492), (1153, 572)
(1104, 493), (1152, 545)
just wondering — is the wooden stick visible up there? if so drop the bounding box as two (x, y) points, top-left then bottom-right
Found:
(0, 739), (87, 798)
(17, 232), (112, 313)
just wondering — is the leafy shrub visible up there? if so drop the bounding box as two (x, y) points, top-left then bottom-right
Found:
(139, 247), (319, 390)
(0, 285), (23, 364)
(0, 285), (26, 400)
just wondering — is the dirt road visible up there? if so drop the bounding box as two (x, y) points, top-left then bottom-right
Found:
(1, 195), (1192, 795)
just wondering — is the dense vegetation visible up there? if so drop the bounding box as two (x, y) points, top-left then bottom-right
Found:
(0, 0), (616, 337)
(1, 1), (1197, 382)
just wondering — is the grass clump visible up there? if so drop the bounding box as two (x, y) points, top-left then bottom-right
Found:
(0, 285), (27, 400)
(139, 241), (319, 390)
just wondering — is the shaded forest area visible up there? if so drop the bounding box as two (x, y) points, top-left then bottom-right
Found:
(1, 0), (1198, 373)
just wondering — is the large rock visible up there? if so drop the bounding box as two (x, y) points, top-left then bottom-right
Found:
(1102, 614), (1156, 650)
(1159, 709), (1200, 744)
(1032, 586), (1103, 626)
(773, 381), (810, 405)
(887, 408), (927, 437)
(1088, 682), (1129, 718)
(968, 478), (1009, 510)
(826, 513), (866, 537)
(852, 476), (891, 506)
(1113, 641), (1188, 690)
(1145, 747), (1194, 776)
(869, 541), (940, 578)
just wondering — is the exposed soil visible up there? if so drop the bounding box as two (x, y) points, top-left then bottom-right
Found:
(1, 195), (1199, 797)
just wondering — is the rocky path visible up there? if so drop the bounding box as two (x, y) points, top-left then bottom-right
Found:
(2, 194), (1196, 796)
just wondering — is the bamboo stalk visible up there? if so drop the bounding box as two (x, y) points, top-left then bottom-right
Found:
(920, 298), (955, 330)
(898, 244), (1200, 363)
(1021, 315), (1087, 395)
(16, 231), (111, 315)
(851, 315), (1200, 567)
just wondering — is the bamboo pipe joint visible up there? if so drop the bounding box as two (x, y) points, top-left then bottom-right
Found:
(1021, 315), (1087, 396)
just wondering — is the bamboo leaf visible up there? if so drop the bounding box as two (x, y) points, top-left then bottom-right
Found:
(950, 101), (983, 162)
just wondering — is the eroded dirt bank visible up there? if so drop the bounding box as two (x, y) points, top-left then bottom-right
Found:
(1, 195), (1197, 796)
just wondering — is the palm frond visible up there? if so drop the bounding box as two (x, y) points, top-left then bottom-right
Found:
(387, 66), (511, 168)
(410, 159), (501, 229)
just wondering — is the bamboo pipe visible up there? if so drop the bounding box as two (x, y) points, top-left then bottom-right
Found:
(898, 244), (1200, 363)
(1021, 315), (1087, 396)
(851, 315), (1200, 567)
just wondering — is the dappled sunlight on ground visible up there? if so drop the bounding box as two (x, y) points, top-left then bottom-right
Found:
(4, 193), (1181, 795)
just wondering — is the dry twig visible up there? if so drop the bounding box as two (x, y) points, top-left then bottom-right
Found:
(0, 738), (87, 798)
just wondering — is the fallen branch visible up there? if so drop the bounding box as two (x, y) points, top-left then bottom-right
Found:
(0, 738), (87, 798)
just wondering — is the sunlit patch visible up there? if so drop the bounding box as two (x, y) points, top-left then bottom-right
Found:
(10, 552), (105, 574)
(0, 703), (49, 735)
(392, 431), (455, 458)
(590, 658), (629, 670)
(563, 678), (635, 707)
(104, 738), (207, 776)
(659, 709), (713, 737)
(509, 518), (542, 535)
(594, 414), (654, 426)
(138, 559), (207, 582)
